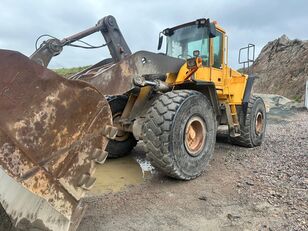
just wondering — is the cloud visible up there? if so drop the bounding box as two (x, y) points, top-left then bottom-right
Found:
(0, 0), (307, 69)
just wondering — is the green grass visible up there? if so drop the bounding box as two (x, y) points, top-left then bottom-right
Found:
(292, 95), (302, 102)
(53, 66), (90, 78)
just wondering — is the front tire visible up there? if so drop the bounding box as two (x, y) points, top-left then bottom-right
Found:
(143, 90), (216, 180)
(105, 95), (137, 158)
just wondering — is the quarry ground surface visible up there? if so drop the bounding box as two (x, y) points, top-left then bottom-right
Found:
(78, 109), (308, 231)
(0, 101), (306, 231)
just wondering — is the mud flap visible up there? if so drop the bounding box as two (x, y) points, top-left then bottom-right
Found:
(0, 50), (113, 231)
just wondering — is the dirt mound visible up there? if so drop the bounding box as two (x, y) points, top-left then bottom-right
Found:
(252, 35), (308, 101)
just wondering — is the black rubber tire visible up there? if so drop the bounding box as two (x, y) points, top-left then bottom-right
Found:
(0, 203), (15, 231)
(105, 95), (137, 158)
(143, 90), (217, 180)
(230, 95), (266, 147)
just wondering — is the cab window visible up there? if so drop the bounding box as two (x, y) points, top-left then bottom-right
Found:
(213, 31), (223, 68)
(187, 38), (209, 66)
(166, 25), (210, 66)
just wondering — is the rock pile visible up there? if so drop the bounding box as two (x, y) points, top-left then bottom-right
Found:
(252, 35), (308, 102)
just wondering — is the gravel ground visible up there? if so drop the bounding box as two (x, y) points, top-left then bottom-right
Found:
(1, 110), (307, 231)
(240, 110), (308, 230)
(76, 110), (307, 231)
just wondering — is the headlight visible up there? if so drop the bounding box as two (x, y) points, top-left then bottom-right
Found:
(187, 58), (197, 69)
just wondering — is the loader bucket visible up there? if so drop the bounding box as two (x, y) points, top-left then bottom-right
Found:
(0, 50), (113, 231)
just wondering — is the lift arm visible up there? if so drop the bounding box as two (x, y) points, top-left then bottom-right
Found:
(30, 15), (131, 67)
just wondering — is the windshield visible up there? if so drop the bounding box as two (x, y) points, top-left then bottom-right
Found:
(166, 25), (209, 65)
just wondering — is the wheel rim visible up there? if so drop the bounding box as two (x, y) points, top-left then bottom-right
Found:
(113, 112), (129, 141)
(255, 112), (264, 136)
(184, 116), (206, 156)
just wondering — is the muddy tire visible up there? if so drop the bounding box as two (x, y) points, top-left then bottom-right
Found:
(143, 90), (216, 180)
(105, 95), (137, 158)
(230, 96), (266, 147)
(0, 203), (14, 231)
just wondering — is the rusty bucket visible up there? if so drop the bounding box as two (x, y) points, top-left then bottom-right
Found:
(0, 50), (114, 231)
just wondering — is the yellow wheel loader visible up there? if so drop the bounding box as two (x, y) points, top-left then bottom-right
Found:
(0, 15), (266, 230)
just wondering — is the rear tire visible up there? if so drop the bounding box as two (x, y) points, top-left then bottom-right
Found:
(230, 95), (266, 147)
(105, 95), (137, 158)
(143, 90), (216, 180)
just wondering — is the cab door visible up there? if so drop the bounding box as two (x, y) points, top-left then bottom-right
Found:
(210, 30), (224, 89)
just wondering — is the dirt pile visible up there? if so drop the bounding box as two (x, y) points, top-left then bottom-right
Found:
(252, 35), (308, 101)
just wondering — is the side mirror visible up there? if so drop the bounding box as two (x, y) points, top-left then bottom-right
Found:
(158, 33), (163, 50)
(209, 23), (216, 38)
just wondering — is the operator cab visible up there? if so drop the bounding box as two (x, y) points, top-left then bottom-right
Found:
(158, 18), (224, 69)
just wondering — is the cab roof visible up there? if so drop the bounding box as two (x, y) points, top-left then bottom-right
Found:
(162, 18), (225, 36)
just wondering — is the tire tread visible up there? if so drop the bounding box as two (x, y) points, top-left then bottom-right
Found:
(143, 90), (214, 180)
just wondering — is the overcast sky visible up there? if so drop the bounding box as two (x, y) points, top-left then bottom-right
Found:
(1, 0), (307, 69)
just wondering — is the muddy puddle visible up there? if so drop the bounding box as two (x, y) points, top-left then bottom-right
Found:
(89, 153), (154, 195)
